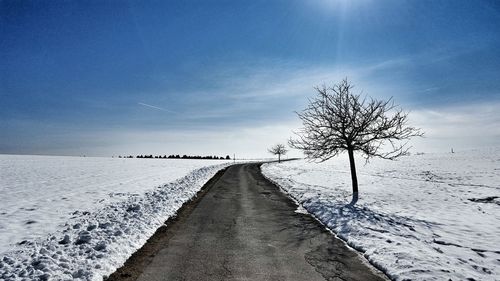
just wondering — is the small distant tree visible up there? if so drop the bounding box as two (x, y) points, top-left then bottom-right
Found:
(290, 79), (423, 197)
(268, 144), (288, 163)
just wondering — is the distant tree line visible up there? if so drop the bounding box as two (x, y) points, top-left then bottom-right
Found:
(118, 154), (231, 160)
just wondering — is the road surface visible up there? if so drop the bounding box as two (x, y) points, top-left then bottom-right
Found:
(108, 163), (387, 281)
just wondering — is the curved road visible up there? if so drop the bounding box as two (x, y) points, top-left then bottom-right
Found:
(108, 163), (387, 281)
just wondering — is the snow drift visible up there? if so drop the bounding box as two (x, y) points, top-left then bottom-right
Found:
(0, 155), (233, 280)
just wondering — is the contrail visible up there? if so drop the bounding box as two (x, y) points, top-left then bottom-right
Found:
(138, 102), (176, 113)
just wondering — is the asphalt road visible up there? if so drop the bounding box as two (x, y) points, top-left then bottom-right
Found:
(107, 163), (387, 281)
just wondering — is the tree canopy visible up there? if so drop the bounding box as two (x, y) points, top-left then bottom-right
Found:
(290, 79), (423, 194)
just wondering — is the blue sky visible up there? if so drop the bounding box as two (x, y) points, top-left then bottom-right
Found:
(1, 0), (500, 157)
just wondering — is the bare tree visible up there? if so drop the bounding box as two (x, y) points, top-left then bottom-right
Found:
(290, 79), (423, 197)
(268, 144), (288, 163)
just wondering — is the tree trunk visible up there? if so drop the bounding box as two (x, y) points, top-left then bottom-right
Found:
(347, 148), (358, 194)
(278, 153), (281, 163)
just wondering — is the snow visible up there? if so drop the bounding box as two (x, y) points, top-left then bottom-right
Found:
(0, 155), (234, 280)
(262, 147), (500, 281)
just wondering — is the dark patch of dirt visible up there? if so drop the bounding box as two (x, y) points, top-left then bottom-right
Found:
(468, 196), (500, 205)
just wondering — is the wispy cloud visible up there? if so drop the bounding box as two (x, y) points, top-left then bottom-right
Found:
(173, 59), (500, 154)
(160, 58), (424, 126)
(138, 102), (176, 113)
(410, 101), (500, 152)
(196, 58), (416, 103)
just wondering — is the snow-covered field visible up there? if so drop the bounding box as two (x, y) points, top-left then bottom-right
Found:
(0, 155), (233, 280)
(262, 148), (500, 281)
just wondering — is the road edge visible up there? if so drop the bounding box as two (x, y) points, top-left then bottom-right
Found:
(258, 163), (391, 281)
(104, 166), (230, 281)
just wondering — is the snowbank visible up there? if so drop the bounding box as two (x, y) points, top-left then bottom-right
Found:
(0, 155), (233, 280)
(262, 148), (500, 281)
(0, 155), (234, 253)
